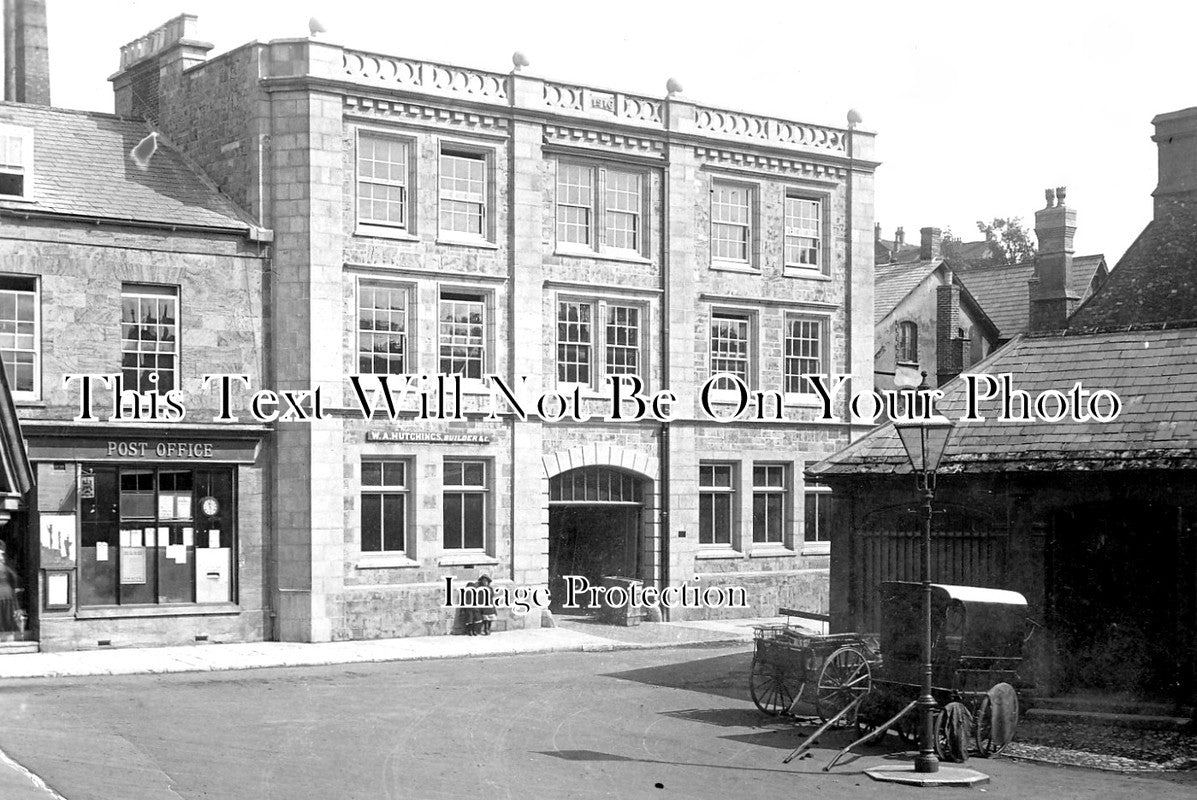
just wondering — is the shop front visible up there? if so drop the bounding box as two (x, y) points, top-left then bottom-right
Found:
(23, 425), (267, 651)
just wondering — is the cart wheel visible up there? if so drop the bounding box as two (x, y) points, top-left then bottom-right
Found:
(749, 656), (804, 716)
(935, 702), (972, 763)
(975, 682), (1019, 757)
(815, 646), (872, 724)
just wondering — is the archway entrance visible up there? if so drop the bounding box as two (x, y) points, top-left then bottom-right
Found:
(548, 467), (644, 612)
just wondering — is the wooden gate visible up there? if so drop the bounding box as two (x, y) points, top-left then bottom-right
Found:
(855, 502), (1005, 632)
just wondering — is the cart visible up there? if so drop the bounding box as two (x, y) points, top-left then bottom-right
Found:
(774, 582), (1033, 769)
(748, 623), (877, 720)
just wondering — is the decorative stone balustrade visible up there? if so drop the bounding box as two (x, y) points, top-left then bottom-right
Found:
(342, 50), (508, 101)
(542, 81), (662, 125)
(695, 107), (847, 153)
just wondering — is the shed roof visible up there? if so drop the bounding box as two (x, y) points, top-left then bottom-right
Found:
(810, 325), (1197, 475)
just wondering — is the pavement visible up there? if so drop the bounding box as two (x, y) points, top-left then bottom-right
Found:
(0, 614), (780, 681)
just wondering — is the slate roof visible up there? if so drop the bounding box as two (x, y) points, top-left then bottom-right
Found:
(0, 103), (254, 232)
(874, 259), (942, 325)
(954, 255), (1106, 339)
(811, 326), (1197, 475)
(1069, 211), (1197, 328)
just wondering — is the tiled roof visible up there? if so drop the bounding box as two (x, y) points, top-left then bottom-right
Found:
(874, 259), (941, 324)
(954, 255), (1105, 339)
(810, 326), (1197, 475)
(0, 103), (253, 232)
(1069, 210), (1197, 328)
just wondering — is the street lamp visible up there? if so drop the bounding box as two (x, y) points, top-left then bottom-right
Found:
(893, 380), (955, 775)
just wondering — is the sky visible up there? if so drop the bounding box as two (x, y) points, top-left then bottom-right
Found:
(32, 0), (1197, 264)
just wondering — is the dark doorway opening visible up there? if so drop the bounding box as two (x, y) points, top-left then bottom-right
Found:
(549, 505), (641, 612)
(1048, 501), (1195, 701)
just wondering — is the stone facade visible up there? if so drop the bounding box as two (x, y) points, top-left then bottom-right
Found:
(112, 15), (877, 641)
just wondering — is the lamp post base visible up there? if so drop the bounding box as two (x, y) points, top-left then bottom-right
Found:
(865, 765), (990, 787)
(914, 754), (940, 773)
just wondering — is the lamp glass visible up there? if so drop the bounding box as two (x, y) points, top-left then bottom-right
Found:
(894, 415), (954, 473)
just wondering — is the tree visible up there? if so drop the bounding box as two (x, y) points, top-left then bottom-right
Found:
(976, 217), (1037, 265)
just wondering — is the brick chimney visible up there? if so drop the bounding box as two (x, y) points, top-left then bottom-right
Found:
(1029, 187), (1078, 332)
(936, 271), (965, 384)
(920, 227), (942, 261)
(874, 222), (881, 242)
(110, 15), (213, 125)
(3, 0), (50, 105)
(1151, 107), (1197, 221)
(894, 226), (905, 249)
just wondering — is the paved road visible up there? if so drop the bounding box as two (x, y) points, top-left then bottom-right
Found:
(0, 645), (1191, 799)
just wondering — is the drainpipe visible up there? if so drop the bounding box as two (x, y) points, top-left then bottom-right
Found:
(845, 109), (861, 437)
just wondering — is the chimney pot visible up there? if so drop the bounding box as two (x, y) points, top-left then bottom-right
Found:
(1044, 187), (1055, 208)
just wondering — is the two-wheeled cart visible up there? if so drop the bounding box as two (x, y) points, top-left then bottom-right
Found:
(763, 582), (1032, 770)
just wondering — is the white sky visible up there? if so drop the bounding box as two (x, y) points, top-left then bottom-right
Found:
(38, 0), (1197, 264)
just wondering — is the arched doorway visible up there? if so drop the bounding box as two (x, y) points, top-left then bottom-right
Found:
(548, 466), (644, 612)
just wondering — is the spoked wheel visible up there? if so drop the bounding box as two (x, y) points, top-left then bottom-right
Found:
(815, 646), (872, 724)
(975, 683), (1019, 757)
(935, 702), (973, 763)
(749, 656), (804, 716)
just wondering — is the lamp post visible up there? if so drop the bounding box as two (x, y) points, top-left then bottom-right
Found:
(893, 378), (955, 775)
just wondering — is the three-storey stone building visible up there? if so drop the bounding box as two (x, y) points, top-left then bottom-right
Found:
(111, 15), (876, 641)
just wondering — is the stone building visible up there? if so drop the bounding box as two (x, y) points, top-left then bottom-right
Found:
(107, 15), (877, 642)
(812, 110), (1197, 704)
(0, 95), (271, 650)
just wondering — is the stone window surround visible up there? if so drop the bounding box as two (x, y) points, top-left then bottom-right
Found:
(552, 291), (649, 395)
(782, 186), (832, 278)
(354, 127), (418, 239)
(751, 462), (788, 547)
(359, 457), (412, 559)
(698, 461), (737, 550)
(0, 124), (34, 201)
(0, 273), (39, 401)
(896, 319), (919, 366)
(437, 282), (496, 392)
(783, 311), (832, 405)
(355, 276), (415, 377)
(553, 156), (653, 261)
(436, 136), (499, 248)
(709, 177), (758, 270)
(802, 481), (832, 555)
(441, 456), (494, 558)
(707, 304), (759, 403)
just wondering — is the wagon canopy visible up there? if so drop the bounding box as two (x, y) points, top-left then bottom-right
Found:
(880, 581), (1029, 663)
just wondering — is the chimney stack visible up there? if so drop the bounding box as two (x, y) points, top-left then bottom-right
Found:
(1151, 107), (1197, 222)
(1029, 187), (1078, 332)
(894, 226), (905, 249)
(920, 227), (942, 261)
(110, 15), (213, 125)
(937, 271), (965, 385)
(3, 0), (50, 105)
(874, 222), (881, 242)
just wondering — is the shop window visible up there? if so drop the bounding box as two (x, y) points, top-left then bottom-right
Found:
(78, 466), (235, 607)
(120, 284), (178, 393)
(699, 462), (735, 546)
(361, 459), (409, 554)
(752, 464), (787, 545)
(0, 275), (38, 398)
(443, 459), (487, 551)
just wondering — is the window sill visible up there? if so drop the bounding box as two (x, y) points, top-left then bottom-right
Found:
(801, 543), (831, 556)
(437, 235), (498, 250)
(783, 267), (832, 281)
(696, 548), (742, 560)
(355, 555), (419, 570)
(438, 553), (499, 567)
(76, 603), (241, 619)
(710, 260), (758, 274)
(355, 224), (420, 242)
(784, 393), (828, 408)
(748, 546), (796, 558)
(553, 245), (652, 265)
(13, 398), (44, 407)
